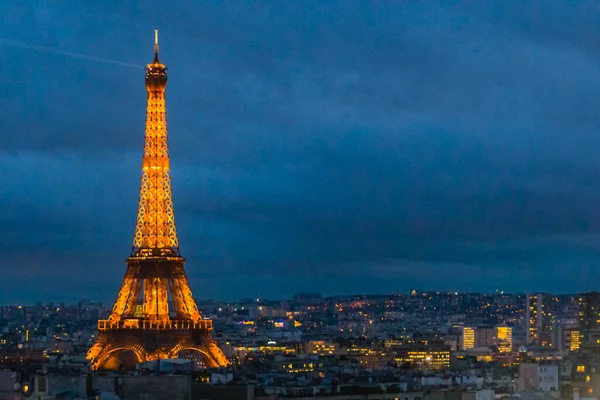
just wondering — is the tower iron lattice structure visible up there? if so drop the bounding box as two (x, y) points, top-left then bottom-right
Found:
(87, 31), (229, 370)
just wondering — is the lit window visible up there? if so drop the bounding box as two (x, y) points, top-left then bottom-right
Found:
(577, 365), (586, 372)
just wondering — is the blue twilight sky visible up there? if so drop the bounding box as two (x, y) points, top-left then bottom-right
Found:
(2, 2), (600, 303)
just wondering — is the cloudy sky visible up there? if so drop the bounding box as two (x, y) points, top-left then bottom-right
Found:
(2, 2), (600, 303)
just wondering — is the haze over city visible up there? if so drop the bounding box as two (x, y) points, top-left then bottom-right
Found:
(3, 2), (600, 303)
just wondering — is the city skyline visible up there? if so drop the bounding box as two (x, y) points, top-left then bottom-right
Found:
(4, 2), (600, 303)
(0, 289), (598, 308)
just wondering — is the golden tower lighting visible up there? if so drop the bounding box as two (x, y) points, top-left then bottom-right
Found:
(87, 30), (229, 370)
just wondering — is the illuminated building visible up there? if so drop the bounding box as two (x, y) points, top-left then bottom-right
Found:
(526, 293), (555, 347)
(461, 327), (475, 350)
(570, 359), (600, 398)
(476, 353), (493, 363)
(496, 326), (513, 353)
(385, 338), (405, 348)
(282, 362), (314, 374)
(569, 328), (582, 351)
(526, 294), (541, 345)
(86, 31), (228, 370)
(394, 343), (451, 370)
(579, 292), (600, 345)
(358, 351), (394, 369)
(305, 341), (337, 356)
(234, 343), (296, 361)
(278, 359), (319, 373)
(550, 324), (582, 352)
(462, 326), (511, 353)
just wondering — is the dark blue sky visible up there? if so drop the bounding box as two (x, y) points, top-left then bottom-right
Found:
(2, 2), (600, 303)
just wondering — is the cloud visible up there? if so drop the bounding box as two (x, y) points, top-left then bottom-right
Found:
(2, 2), (600, 301)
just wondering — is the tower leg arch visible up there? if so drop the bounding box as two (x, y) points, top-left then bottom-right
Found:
(170, 346), (224, 368)
(89, 344), (145, 371)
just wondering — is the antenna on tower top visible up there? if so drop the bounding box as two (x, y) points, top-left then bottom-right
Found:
(153, 29), (159, 62)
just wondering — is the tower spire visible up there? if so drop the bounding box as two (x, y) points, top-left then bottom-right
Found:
(154, 29), (159, 62)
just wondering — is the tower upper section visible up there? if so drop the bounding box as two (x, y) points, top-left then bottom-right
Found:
(132, 30), (179, 257)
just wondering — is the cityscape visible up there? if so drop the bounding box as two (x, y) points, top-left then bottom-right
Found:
(2, 291), (600, 399)
(4, 2), (600, 400)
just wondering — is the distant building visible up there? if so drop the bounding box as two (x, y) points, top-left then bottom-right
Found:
(304, 340), (337, 356)
(526, 293), (555, 347)
(427, 389), (494, 400)
(518, 362), (558, 392)
(461, 327), (475, 350)
(444, 334), (460, 352)
(568, 327), (582, 352)
(25, 373), (192, 400)
(394, 342), (451, 370)
(0, 368), (15, 398)
(497, 326), (513, 353)
(553, 325), (581, 352)
(579, 292), (600, 345)
(276, 359), (318, 374)
(462, 326), (512, 353)
(570, 356), (600, 398)
(475, 327), (497, 349)
(210, 370), (233, 384)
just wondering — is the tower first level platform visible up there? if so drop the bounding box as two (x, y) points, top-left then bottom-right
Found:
(87, 321), (227, 370)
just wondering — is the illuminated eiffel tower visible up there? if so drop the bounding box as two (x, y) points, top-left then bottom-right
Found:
(87, 31), (229, 370)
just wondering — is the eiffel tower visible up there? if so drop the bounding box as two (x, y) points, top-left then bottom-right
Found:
(87, 31), (229, 370)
